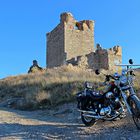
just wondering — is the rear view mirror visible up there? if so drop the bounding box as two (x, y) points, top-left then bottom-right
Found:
(95, 69), (100, 75)
(84, 81), (93, 89)
(129, 59), (133, 64)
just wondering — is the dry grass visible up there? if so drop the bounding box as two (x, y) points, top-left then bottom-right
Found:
(134, 71), (140, 92)
(0, 65), (103, 110)
(0, 65), (140, 110)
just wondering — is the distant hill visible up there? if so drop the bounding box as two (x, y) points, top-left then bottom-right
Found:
(135, 68), (140, 71)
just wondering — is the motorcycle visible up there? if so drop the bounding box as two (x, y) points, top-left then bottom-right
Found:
(76, 59), (140, 129)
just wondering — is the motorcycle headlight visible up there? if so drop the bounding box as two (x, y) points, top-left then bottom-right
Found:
(85, 82), (93, 89)
(120, 76), (128, 85)
(106, 92), (114, 98)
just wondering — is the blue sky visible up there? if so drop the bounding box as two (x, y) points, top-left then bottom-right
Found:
(0, 0), (140, 78)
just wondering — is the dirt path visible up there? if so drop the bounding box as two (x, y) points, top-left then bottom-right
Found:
(0, 103), (140, 140)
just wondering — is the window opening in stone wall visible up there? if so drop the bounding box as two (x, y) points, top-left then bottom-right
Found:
(74, 22), (79, 30)
(74, 25), (78, 30)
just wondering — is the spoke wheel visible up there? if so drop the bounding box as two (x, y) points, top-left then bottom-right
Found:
(129, 98), (140, 130)
(133, 116), (140, 130)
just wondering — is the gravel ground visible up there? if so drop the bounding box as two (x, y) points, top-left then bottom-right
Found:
(0, 102), (140, 140)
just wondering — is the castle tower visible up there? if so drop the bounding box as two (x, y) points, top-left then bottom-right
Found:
(46, 12), (95, 68)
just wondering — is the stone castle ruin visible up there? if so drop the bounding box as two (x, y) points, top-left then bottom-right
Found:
(46, 12), (122, 71)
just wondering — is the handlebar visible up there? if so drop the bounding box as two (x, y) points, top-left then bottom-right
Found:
(105, 71), (136, 82)
(105, 75), (119, 82)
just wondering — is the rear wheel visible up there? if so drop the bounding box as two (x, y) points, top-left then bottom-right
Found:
(128, 98), (140, 130)
(81, 112), (96, 127)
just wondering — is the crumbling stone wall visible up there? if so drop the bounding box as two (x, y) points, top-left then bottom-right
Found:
(86, 44), (122, 70)
(88, 44), (109, 70)
(108, 46), (122, 71)
(66, 44), (122, 71)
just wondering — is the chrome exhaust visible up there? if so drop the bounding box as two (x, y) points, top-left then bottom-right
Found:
(82, 113), (104, 119)
(78, 109), (104, 119)
(78, 108), (124, 120)
(78, 109), (96, 115)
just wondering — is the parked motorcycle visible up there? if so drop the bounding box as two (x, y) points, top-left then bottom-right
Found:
(76, 59), (140, 129)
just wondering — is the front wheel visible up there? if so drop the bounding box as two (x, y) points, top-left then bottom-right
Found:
(132, 115), (140, 130)
(128, 97), (140, 130)
(81, 113), (96, 127)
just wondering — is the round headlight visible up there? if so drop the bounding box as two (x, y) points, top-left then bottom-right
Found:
(85, 82), (92, 89)
(106, 92), (114, 98)
(120, 76), (128, 85)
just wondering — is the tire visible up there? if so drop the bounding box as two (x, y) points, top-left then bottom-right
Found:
(132, 116), (140, 130)
(128, 97), (140, 130)
(81, 113), (96, 127)
(128, 96), (140, 116)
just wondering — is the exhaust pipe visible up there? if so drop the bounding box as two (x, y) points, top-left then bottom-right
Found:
(82, 114), (104, 119)
(78, 109), (123, 120)
(78, 109), (96, 115)
(78, 109), (104, 119)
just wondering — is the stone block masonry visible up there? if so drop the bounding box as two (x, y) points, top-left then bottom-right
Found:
(46, 12), (122, 71)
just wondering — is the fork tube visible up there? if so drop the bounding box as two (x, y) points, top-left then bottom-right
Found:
(121, 91), (132, 115)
